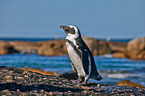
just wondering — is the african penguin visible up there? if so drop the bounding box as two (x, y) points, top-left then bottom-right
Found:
(60, 25), (102, 85)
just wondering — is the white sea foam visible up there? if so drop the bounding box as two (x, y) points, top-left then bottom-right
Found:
(103, 54), (112, 58)
(108, 73), (143, 79)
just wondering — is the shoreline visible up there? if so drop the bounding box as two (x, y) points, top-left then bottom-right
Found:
(0, 66), (145, 95)
(21, 67), (145, 88)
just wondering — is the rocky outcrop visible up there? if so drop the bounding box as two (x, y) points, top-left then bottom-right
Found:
(1, 66), (145, 95)
(108, 41), (128, 58)
(116, 80), (144, 89)
(38, 40), (67, 56)
(21, 68), (56, 75)
(1, 40), (67, 56)
(108, 42), (127, 52)
(83, 36), (111, 55)
(0, 41), (18, 55)
(0, 36), (145, 60)
(126, 37), (145, 60)
(9, 41), (42, 54)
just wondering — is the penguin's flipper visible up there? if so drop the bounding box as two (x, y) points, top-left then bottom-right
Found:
(89, 62), (103, 80)
(80, 47), (92, 84)
(90, 73), (103, 81)
(79, 47), (90, 75)
(79, 47), (103, 81)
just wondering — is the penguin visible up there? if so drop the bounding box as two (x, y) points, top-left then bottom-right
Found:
(60, 25), (102, 85)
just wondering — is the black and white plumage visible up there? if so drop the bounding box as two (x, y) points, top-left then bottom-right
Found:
(60, 25), (102, 85)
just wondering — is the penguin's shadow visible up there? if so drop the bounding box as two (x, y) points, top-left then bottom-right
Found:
(0, 83), (82, 92)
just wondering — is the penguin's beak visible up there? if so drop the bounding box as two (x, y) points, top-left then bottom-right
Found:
(60, 25), (70, 34)
(60, 25), (69, 30)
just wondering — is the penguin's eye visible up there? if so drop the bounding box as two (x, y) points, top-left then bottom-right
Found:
(70, 28), (75, 34)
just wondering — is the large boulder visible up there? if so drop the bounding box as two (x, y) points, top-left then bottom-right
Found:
(112, 52), (128, 58)
(108, 42), (127, 52)
(83, 36), (111, 55)
(9, 41), (42, 54)
(0, 41), (18, 55)
(126, 37), (145, 60)
(108, 41), (128, 58)
(38, 40), (67, 56)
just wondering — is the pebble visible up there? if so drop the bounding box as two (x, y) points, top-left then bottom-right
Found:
(23, 71), (28, 74)
(43, 78), (47, 80)
(97, 84), (100, 88)
(4, 76), (12, 80)
(24, 75), (29, 78)
(6, 80), (13, 83)
(39, 90), (44, 92)
(17, 76), (24, 80)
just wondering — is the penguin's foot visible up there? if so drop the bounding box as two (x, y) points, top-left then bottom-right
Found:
(79, 81), (88, 86)
(77, 81), (82, 86)
(70, 80), (78, 84)
(77, 77), (83, 84)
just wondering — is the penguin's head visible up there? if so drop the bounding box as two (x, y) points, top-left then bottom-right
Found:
(60, 25), (81, 38)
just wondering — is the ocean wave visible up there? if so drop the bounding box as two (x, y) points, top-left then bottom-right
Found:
(107, 73), (144, 79)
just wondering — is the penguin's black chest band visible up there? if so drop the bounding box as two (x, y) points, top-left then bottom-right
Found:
(65, 39), (81, 58)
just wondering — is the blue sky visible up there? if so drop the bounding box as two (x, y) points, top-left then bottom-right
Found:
(0, 0), (145, 38)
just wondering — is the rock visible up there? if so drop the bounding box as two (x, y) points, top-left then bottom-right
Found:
(0, 41), (18, 55)
(83, 36), (111, 55)
(0, 41), (8, 55)
(108, 42), (127, 52)
(9, 41), (42, 54)
(4, 75), (13, 83)
(21, 68), (56, 75)
(6, 80), (13, 83)
(4, 76), (13, 80)
(38, 40), (67, 56)
(16, 76), (25, 80)
(137, 51), (145, 59)
(112, 52), (128, 58)
(126, 37), (145, 60)
(116, 80), (145, 89)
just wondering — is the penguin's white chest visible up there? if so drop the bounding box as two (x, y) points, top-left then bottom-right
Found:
(66, 42), (86, 76)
